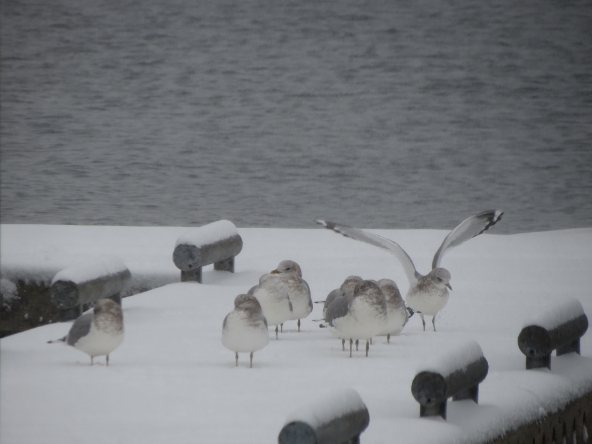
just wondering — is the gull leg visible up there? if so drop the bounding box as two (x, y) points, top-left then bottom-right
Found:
(250, 352), (253, 368)
(90, 356), (94, 366)
(297, 319), (301, 332)
(342, 339), (345, 351)
(280, 323), (284, 333)
(432, 315), (437, 332)
(419, 313), (426, 331)
(387, 333), (391, 344)
(235, 352), (239, 367)
(106, 354), (110, 367)
(275, 326), (279, 339)
(349, 339), (353, 358)
(366, 340), (370, 357)
(355, 339), (359, 351)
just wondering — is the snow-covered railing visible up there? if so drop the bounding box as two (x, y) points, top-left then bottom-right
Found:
(518, 297), (588, 370)
(172, 220), (243, 283)
(411, 339), (489, 420)
(50, 257), (131, 321)
(278, 388), (370, 444)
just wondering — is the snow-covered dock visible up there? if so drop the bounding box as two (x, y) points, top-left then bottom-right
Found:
(1, 224), (591, 443)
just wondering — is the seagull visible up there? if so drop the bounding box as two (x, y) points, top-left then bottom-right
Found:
(47, 298), (124, 366)
(316, 210), (503, 332)
(270, 260), (312, 332)
(316, 275), (363, 321)
(319, 276), (363, 350)
(222, 294), (270, 368)
(377, 278), (409, 342)
(250, 273), (293, 339)
(324, 280), (387, 357)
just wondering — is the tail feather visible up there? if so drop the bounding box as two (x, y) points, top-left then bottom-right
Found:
(47, 336), (66, 344)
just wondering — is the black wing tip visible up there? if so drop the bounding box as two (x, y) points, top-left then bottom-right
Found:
(483, 209), (504, 221)
(475, 209), (504, 237)
(47, 336), (66, 344)
(315, 219), (339, 230)
(315, 219), (351, 235)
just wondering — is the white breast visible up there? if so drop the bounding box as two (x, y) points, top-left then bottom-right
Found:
(72, 323), (124, 358)
(222, 310), (270, 353)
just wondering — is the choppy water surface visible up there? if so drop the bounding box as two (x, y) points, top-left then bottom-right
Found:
(2, 0), (591, 233)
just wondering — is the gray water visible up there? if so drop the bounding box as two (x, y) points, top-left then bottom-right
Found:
(2, 0), (591, 234)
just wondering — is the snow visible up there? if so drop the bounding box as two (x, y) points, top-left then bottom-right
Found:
(522, 296), (586, 330)
(51, 256), (129, 286)
(175, 220), (239, 248)
(1, 224), (592, 444)
(416, 339), (484, 377)
(284, 387), (367, 429)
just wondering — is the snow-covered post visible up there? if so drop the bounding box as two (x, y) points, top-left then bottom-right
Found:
(278, 388), (370, 444)
(172, 220), (243, 283)
(518, 297), (588, 370)
(50, 257), (131, 321)
(411, 340), (489, 420)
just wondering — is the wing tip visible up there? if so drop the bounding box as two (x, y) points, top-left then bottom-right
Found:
(316, 219), (341, 231)
(476, 209), (504, 236)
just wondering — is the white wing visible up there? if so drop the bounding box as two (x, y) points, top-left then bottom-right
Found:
(432, 210), (504, 269)
(316, 219), (420, 285)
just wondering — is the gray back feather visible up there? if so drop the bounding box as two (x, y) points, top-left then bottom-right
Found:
(323, 288), (342, 312)
(325, 294), (353, 326)
(66, 313), (93, 346)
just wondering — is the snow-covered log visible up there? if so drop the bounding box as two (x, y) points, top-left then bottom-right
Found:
(411, 340), (489, 420)
(172, 220), (243, 283)
(518, 297), (588, 370)
(50, 257), (131, 320)
(278, 388), (370, 444)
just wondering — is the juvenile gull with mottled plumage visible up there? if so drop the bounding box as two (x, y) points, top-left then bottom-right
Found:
(250, 273), (293, 339)
(377, 278), (409, 342)
(324, 280), (387, 357)
(270, 260), (312, 332)
(319, 276), (363, 351)
(320, 275), (363, 319)
(222, 294), (269, 368)
(48, 298), (124, 366)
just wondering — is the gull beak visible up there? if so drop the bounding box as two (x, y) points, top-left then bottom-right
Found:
(446, 283), (452, 291)
(270, 269), (280, 274)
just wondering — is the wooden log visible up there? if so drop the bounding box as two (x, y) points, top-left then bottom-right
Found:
(518, 297), (588, 370)
(50, 257), (131, 321)
(411, 340), (489, 420)
(278, 388), (370, 444)
(172, 220), (243, 283)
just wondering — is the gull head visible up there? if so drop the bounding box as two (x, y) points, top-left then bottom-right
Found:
(340, 275), (363, 296)
(93, 298), (123, 333)
(234, 294), (263, 311)
(377, 278), (403, 302)
(430, 268), (452, 290)
(270, 260), (303, 278)
(93, 298), (122, 319)
(353, 280), (383, 299)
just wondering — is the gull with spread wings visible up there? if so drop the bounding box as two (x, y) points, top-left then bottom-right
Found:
(316, 210), (503, 332)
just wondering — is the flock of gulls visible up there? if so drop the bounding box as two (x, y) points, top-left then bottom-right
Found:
(48, 210), (503, 368)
